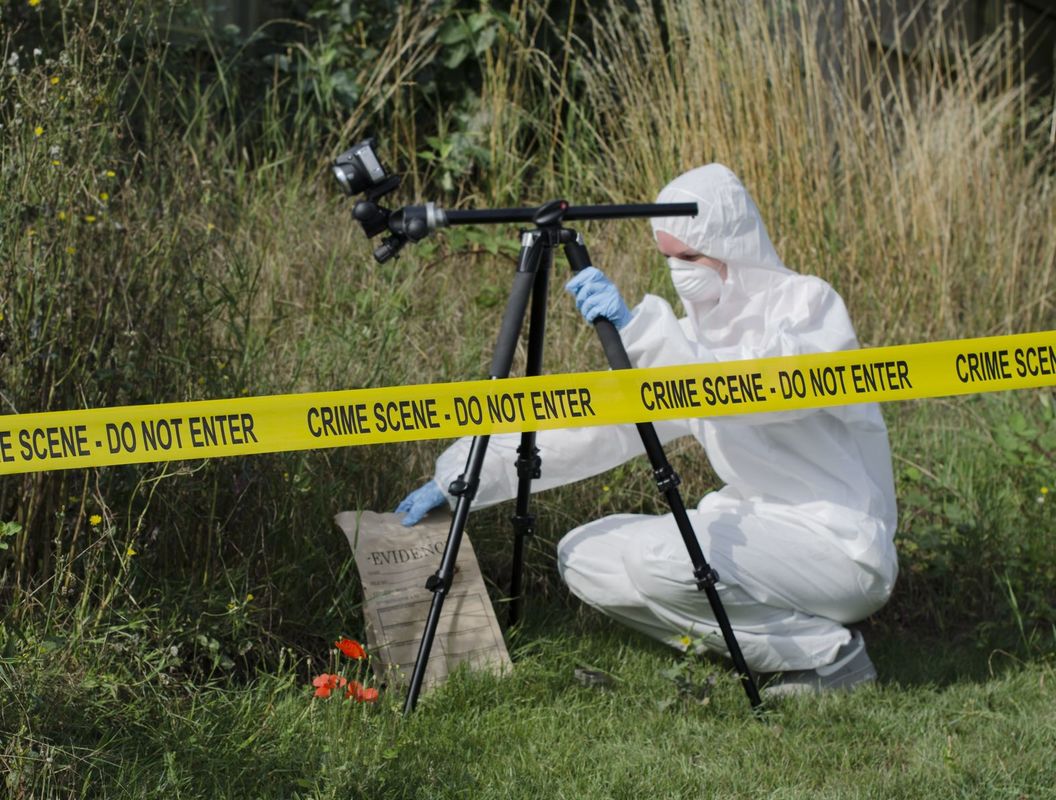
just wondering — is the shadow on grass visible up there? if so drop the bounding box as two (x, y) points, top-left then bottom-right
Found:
(863, 620), (1042, 689)
(491, 588), (1044, 699)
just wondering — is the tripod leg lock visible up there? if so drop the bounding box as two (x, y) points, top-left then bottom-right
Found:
(693, 565), (720, 591)
(510, 513), (536, 538)
(425, 572), (451, 593)
(515, 445), (542, 480)
(652, 464), (682, 493)
(448, 474), (478, 500)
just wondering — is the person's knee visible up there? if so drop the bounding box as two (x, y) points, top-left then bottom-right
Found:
(557, 514), (650, 599)
(556, 530), (578, 587)
(556, 514), (640, 566)
(555, 524), (590, 580)
(555, 527), (577, 570)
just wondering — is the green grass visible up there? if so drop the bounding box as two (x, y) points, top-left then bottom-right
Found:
(3, 604), (1054, 798)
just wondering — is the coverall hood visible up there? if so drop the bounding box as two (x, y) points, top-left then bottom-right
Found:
(651, 164), (797, 347)
(651, 163), (790, 275)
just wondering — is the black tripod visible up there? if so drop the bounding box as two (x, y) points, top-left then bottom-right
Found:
(402, 199), (762, 714)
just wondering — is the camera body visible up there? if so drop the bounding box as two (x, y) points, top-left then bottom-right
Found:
(333, 138), (432, 262)
(332, 138), (390, 197)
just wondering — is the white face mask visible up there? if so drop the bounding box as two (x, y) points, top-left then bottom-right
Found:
(668, 257), (724, 304)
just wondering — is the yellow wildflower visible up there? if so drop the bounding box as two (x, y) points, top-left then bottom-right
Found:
(126, 545), (137, 557)
(51, 160), (60, 166)
(99, 192), (109, 201)
(50, 76), (59, 85)
(57, 211), (66, 221)
(34, 126), (44, 137)
(84, 214), (96, 223)
(245, 593), (254, 602)
(1041, 487), (1049, 495)
(29, 0), (42, 7)
(65, 246), (76, 254)
(106, 170), (116, 178)
(89, 514), (102, 526)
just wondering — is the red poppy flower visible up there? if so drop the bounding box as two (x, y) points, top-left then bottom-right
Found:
(335, 638), (367, 660)
(344, 680), (379, 703)
(311, 673), (346, 698)
(312, 674), (333, 698)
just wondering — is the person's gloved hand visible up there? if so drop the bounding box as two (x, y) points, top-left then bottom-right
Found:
(564, 267), (633, 330)
(395, 481), (447, 526)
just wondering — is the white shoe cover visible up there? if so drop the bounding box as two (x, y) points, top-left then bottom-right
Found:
(762, 630), (877, 698)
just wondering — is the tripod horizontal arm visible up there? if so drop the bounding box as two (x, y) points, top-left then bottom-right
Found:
(390, 202), (698, 234)
(445, 202), (697, 226)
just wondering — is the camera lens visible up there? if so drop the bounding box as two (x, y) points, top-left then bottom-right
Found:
(332, 139), (388, 196)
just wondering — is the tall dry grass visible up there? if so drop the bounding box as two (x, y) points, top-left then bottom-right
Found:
(563, 0), (1056, 343)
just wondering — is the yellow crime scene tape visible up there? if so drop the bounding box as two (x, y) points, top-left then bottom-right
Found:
(3, 331), (1056, 475)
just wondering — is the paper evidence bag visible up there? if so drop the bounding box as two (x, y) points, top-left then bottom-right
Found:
(334, 509), (511, 691)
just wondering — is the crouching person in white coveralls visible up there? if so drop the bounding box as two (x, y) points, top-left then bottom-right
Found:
(397, 164), (898, 696)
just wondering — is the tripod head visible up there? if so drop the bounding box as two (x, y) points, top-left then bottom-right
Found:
(332, 138), (698, 263)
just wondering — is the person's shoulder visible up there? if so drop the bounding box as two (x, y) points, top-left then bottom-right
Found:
(783, 273), (847, 306)
(772, 273), (853, 331)
(782, 271), (838, 293)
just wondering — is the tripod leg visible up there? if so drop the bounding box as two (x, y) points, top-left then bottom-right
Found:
(563, 235), (762, 711)
(403, 238), (545, 714)
(509, 253), (551, 628)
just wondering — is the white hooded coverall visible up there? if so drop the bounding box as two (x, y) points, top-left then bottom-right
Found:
(433, 165), (898, 673)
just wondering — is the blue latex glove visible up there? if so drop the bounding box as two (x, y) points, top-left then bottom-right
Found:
(564, 266), (633, 330)
(395, 480), (447, 526)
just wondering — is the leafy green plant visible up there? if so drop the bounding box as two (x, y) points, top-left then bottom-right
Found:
(656, 631), (722, 712)
(891, 394), (1056, 651)
(0, 521), (20, 551)
(435, 9), (513, 70)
